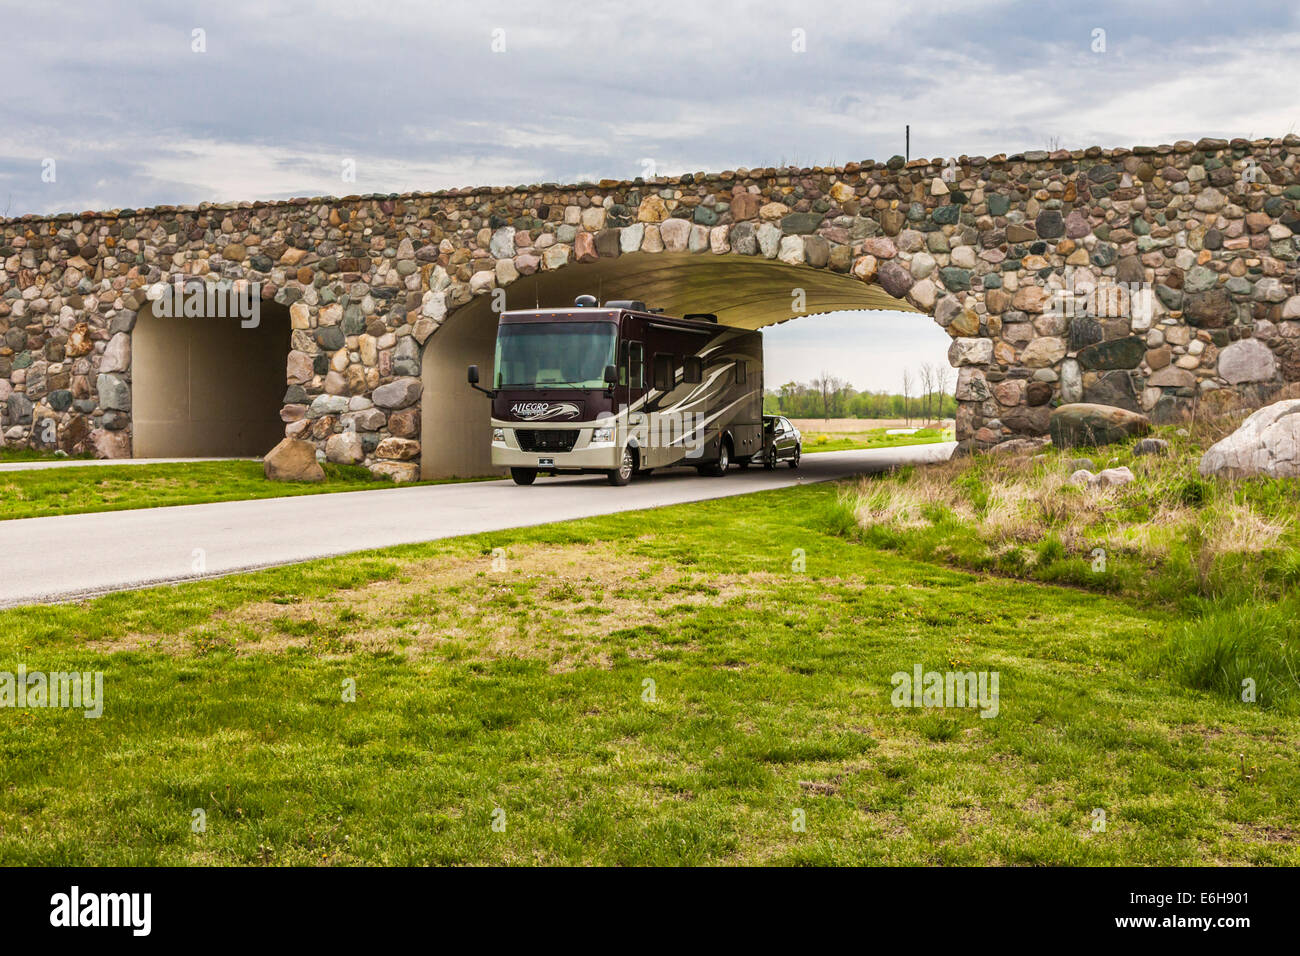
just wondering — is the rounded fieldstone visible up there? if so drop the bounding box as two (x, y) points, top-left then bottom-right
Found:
(6, 392), (34, 425)
(1185, 290), (1233, 328)
(95, 373), (130, 411)
(938, 267), (972, 292)
(1026, 381), (1053, 406)
(373, 377), (423, 410)
(1218, 338), (1277, 384)
(1133, 437), (1169, 456)
(1035, 210), (1065, 239)
(1077, 336), (1146, 371)
(316, 325), (346, 350)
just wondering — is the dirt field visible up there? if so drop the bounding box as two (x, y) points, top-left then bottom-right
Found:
(789, 418), (954, 433)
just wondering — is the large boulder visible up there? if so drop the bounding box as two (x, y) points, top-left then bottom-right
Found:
(1198, 399), (1300, 478)
(1049, 403), (1151, 448)
(264, 437), (324, 482)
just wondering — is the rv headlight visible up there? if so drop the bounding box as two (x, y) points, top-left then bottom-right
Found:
(492, 427), (506, 442)
(592, 426), (613, 443)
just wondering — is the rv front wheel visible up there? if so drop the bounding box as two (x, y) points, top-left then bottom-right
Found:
(607, 446), (635, 486)
(510, 467), (538, 485)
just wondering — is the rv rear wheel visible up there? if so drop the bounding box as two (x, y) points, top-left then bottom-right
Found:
(704, 439), (731, 477)
(510, 467), (538, 485)
(607, 446), (635, 486)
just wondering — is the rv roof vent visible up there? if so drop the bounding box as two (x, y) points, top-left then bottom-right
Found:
(604, 299), (647, 312)
(684, 312), (718, 323)
(574, 294), (598, 308)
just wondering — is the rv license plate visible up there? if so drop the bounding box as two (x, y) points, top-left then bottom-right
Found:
(538, 458), (554, 467)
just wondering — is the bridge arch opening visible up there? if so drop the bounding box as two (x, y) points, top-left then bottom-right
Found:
(132, 292), (291, 458)
(419, 252), (934, 478)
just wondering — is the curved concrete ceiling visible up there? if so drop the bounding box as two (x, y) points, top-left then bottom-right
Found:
(455, 252), (922, 330)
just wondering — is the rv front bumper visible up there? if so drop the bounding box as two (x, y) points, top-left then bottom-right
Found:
(490, 423), (622, 471)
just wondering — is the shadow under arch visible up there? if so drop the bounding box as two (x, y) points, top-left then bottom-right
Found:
(419, 252), (926, 479)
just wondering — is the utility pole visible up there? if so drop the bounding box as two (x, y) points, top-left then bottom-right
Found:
(905, 125), (910, 162)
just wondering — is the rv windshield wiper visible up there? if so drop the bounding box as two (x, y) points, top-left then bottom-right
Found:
(504, 381), (591, 388)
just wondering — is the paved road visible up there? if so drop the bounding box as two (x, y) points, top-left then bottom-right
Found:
(0, 443), (954, 607)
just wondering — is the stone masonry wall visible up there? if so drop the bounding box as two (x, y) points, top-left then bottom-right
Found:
(4, 133), (1300, 476)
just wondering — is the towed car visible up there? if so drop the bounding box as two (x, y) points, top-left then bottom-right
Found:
(757, 414), (801, 469)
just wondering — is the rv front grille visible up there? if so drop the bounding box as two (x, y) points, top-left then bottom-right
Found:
(516, 429), (579, 453)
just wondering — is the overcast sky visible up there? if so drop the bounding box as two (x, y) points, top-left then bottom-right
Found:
(4, 0), (1297, 389)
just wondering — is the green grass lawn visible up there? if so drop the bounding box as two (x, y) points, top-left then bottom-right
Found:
(0, 459), (490, 521)
(803, 427), (953, 455)
(0, 448), (94, 463)
(1, 483), (1294, 865)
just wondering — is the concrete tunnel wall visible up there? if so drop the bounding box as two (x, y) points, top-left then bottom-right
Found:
(133, 299), (290, 458)
(419, 290), (502, 479)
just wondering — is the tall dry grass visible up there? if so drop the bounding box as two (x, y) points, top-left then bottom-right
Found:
(844, 415), (1297, 604)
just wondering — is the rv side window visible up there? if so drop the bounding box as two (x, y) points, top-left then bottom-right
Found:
(653, 353), (675, 391)
(683, 356), (702, 384)
(628, 342), (644, 389)
(735, 360), (746, 384)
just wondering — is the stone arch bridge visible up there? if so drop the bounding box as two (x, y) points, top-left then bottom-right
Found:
(4, 134), (1300, 479)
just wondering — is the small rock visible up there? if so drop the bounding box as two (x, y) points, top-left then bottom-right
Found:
(1067, 469), (1095, 487)
(1132, 437), (1169, 457)
(990, 437), (1049, 455)
(1096, 466), (1135, 487)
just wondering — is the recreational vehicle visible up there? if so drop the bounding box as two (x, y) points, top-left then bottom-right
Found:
(468, 296), (763, 485)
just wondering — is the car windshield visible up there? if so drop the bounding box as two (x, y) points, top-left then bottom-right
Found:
(494, 321), (618, 389)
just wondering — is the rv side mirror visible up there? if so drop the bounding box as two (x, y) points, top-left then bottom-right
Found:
(603, 364), (618, 385)
(467, 364), (496, 398)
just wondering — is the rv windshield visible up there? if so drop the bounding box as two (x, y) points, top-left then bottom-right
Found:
(494, 321), (618, 389)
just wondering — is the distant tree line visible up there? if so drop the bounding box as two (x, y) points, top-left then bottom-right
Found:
(763, 363), (955, 424)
